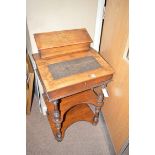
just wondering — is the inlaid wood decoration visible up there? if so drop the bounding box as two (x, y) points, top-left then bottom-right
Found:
(33, 28), (114, 142)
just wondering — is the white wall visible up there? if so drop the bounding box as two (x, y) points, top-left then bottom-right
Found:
(27, 0), (98, 54)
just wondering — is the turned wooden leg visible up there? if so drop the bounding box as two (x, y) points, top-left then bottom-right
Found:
(53, 100), (62, 142)
(93, 94), (104, 125)
(93, 106), (101, 125)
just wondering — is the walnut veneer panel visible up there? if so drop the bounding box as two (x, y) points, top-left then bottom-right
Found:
(45, 90), (100, 118)
(39, 43), (90, 58)
(34, 28), (92, 58)
(33, 49), (113, 100)
(43, 90), (99, 140)
(47, 103), (94, 140)
(34, 28), (92, 50)
(33, 28), (114, 142)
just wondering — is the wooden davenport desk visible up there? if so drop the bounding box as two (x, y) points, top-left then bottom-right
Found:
(33, 29), (114, 142)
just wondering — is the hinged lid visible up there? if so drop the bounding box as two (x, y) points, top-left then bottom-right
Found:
(34, 28), (92, 50)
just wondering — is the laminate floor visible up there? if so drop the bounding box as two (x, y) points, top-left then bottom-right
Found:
(26, 96), (111, 155)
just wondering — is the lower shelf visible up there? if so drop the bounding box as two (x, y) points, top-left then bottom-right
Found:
(42, 87), (104, 141)
(44, 89), (99, 119)
(47, 103), (95, 140)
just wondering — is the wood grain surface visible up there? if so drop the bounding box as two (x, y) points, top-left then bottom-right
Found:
(26, 53), (34, 114)
(45, 90), (101, 119)
(34, 28), (92, 58)
(100, 0), (129, 153)
(43, 89), (99, 140)
(33, 28), (114, 142)
(34, 28), (92, 50)
(39, 43), (90, 58)
(33, 48), (113, 100)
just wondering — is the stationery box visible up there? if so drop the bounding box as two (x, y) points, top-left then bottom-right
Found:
(34, 28), (92, 58)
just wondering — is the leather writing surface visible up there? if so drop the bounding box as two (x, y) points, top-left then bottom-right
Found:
(48, 56), (101, 80)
